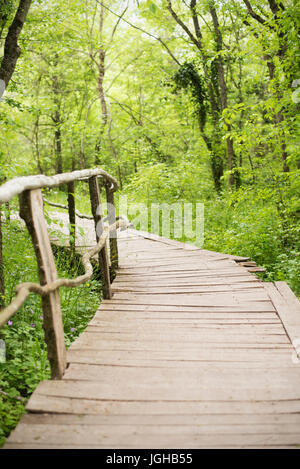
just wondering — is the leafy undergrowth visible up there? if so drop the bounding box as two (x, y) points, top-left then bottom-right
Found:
(0, 220), (101, 447)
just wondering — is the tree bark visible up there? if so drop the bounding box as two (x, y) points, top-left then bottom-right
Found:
(242, 0), (289, 172)
(209, 3), (240, 188)
(95, 5), (108, 164)
(0, 0), (32, 87)
(167, 0), (225, 191)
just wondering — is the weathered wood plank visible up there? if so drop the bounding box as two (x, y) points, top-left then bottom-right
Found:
(20, 412), (300, 426)
(72, 330), (290, 345)
(63, 363), (300, 386)
(100, 301), (276, 312)
(66, 350), (294, 368)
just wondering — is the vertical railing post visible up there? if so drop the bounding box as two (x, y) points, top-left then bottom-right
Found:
(19, 189), (66, 379)
(88, 176), (112, 299)
(105, 181), (119, 272)
(67, 181), (76, 254)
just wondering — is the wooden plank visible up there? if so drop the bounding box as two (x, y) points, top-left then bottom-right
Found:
(86, 324), (285, 335)
(100, 301), (276, 312)
(5, 423), (300, 448)
(70, 339), (291, 352)
(95, 306), (279, 318)
(19, 189), (66, 379)
(63, 364), (300, 386)
(21, 413), (300, 431)
(115, 269), (256, 279)
(116, 266), (247, 275)
(92, 314), (281, 323)
(113, 275), (258, 285)
(111, 284), (265, 294)
(4, 442), (300, 449)
(19, 412), (300, 426)
(126, 229), (201, 250)
(67, 347), (293, 362)
(27, 378), (300, 401)
(110, 292), (271, 306)
(66, 350), (294, 368)
(72, 330), (290, 345)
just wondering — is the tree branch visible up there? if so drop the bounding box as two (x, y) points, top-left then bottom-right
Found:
(167, 0), (201, 51)
(242, 0), (268, 26)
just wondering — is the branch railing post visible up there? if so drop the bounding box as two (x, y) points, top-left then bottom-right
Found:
(88, 176), (112, 300)
(19, 189), (66, 379)
(105, 181), (119, 273)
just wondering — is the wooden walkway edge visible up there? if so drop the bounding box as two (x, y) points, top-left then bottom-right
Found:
(4, 230), (300, 449)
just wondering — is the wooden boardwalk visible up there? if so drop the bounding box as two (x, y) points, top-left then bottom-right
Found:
(4, 229), (300, 448)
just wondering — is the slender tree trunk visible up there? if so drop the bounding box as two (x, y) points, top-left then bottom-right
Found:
(0, 0), (32, 87)
(95, 5), (108, 165)
(0, 0), (33, 309)
(34, 114), (43, 174)
(168, 0), (225, 191)
(52, 74), (63, 174)
(67, 181), (76, 254)
(243, 0), (290, 173)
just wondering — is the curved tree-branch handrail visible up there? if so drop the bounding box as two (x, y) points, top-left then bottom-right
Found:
(43, 198), (94, 220)
(0, 168), (119, 203)
(0, 167), (124, 378)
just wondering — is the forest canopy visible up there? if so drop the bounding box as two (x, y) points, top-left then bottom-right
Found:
(0, 0), (299, 282)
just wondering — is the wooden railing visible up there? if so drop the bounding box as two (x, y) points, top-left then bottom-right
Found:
(0, 168), (128, 379)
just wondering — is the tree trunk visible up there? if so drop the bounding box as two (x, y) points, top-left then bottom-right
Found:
(0, 0), (32, 87)
(209, 3), (240, 189)
(168, 0), (226, 191)
(52, 74), (63, 174)
(95, 5), (108, 165)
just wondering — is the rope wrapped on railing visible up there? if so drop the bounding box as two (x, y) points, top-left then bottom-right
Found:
(0, 219), (128, 329)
